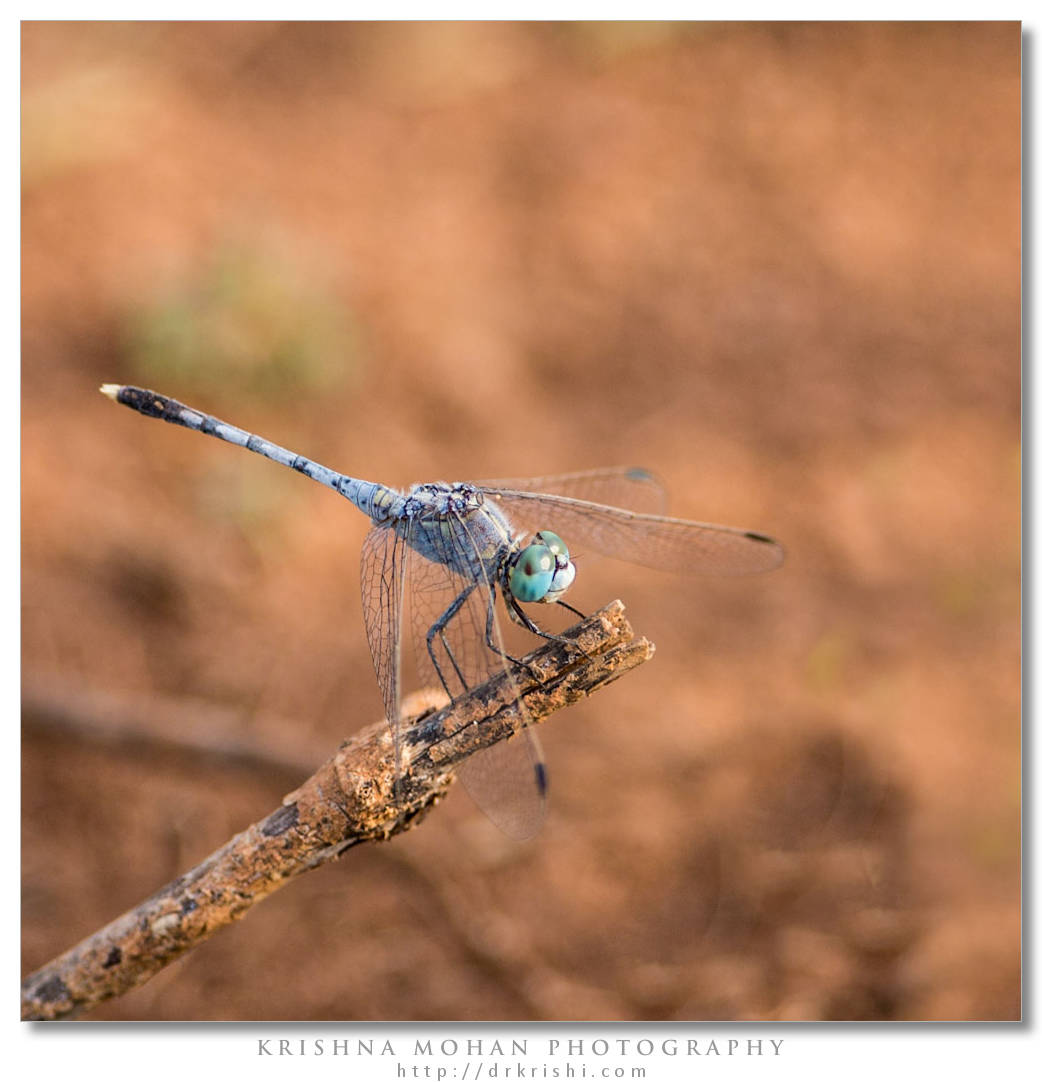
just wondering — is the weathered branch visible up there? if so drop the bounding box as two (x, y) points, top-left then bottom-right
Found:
(22, 600), (652, 1021)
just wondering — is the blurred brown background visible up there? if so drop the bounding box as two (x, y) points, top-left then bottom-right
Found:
(21, 22), (1020, 1021)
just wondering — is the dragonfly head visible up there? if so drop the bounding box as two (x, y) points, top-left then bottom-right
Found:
(508, 530), (576, 604)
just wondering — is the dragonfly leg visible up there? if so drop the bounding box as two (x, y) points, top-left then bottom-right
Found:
(508, 596), (593, 662)
(468, 585), (541, 680)
(426, 583), (477, 697)
(555, 598), (586, 621)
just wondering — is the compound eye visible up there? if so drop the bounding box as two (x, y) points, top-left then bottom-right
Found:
(508, 544), (555, 602)
(545, 560), (576, 602)
(533, 530), (568, 561)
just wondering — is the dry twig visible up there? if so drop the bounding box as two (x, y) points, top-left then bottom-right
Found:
(22, 600), (652, 1021)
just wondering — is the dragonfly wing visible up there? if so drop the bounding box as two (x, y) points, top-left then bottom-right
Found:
(395, 510), (547, 840)
(456, 731), (547, 842)
(474, 466), (668, 515)
(479, 489), (784, 576)
(360, 524), (409, 784)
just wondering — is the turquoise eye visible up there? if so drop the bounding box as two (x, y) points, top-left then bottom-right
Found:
(508, 544), (556, 602)
(533, 530), (568, 560)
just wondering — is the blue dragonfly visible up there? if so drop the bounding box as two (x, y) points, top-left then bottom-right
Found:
(101, 384), (783, 838)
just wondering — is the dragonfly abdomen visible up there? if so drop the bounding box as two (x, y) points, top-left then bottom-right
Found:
(101, 384), (398, 522)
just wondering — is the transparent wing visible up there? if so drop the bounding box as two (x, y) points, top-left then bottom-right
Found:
(457, 735), (546, 841)
(360, 524), (408, 782)
(476, 488), (784, 576)
(365, 511), (547, 840)
(474, 466), (669, 516)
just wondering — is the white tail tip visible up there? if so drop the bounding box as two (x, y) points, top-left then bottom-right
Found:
(99, 383), (122, 400)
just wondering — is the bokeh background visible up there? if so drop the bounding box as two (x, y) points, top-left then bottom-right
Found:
(21, 22), (1020, 1021)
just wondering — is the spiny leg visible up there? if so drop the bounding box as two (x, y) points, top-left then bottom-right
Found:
(507, 596), (593, 662)
(425, 580), (539, 695)
(482, 588), (545, 681)
(426, 582), (477, 698)
(555, 598), (586, 621)
(439, 630), (468, 690)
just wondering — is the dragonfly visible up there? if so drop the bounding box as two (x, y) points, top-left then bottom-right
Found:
(100, 384), (784, 839)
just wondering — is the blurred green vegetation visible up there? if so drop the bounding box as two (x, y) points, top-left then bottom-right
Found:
(123, 237), (362, 401)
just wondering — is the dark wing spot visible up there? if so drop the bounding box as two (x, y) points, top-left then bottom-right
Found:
(744, 531), (777, 544)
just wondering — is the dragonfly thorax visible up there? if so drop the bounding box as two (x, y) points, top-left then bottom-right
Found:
(506, 530), (576, 604)
(403, 481), (484, 518)
(395, 481), (512, 583)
